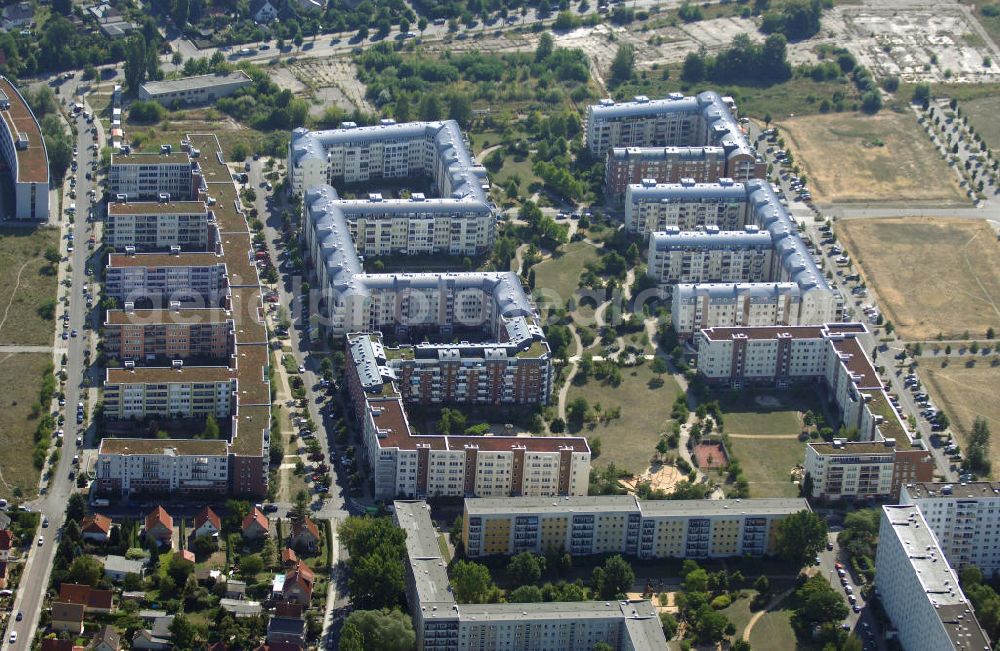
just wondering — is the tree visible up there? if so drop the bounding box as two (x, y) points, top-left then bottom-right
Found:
(732, 640), (752, 651)
(239, 554), (264, 580)
(419, 94), (441, 121)
(169, 614), (198, 649)
(681, 50), (707, 82)
(535, 32), (554, 62)
(792, 575), (848, 633)
(348, 546), (406, 609)
(339, 621), (364, 651)
(447, 93), (472, 127)
(609, 43), (635, 85)
(201, 415), (220, 439)
(41, 115), (72, 180)
(507, 552), (544, 585)
(451, 560), (496, 603)
(67, 493), (87, 523)
(342, 609), (416, 651)
(67, 555), (103, 586)
(592, 555), (634, 599)
(124, 34), (150, 93)
(773, 510), (827, 568)
(509, 585), (544, 602)
(53, 0), (72, 14)
(168, 552), (195, 585)
(567, 396), (589, 426)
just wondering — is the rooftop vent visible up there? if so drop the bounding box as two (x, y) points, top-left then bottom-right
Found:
(15, 132), (28, 150)
(170, 245), (181, 255)
(172, 359), (183, 369)
(160, 144), (172, 154)
(124, 360), (135, 369)
(158, 193), (170, 203)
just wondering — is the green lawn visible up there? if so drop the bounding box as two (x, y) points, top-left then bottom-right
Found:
(728, 438), (805, 498)
(492, 155), (542, 197)
(748, 596), (800, 650)
(567, 363), (683, 475)
(714, 386), (823, 437)
(532, 241), (600, 308)
(961, 94), (1000, 153)
(720, 591), (758, 637)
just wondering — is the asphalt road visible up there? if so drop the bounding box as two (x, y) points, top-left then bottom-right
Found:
(3, 86), (100, 650)
(816, 530), (884, 650)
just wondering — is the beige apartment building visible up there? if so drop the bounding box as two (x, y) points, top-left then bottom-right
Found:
(105, 200), (216, 251)
(625, 179), (751, 236)
(102, 365), (236, 420)
(103, 306), (234, 362)
(462, 495), (806, 560)
(804, 440), (934, 501)
(108, 150), (200, 201)
(104, 250), (229, 306)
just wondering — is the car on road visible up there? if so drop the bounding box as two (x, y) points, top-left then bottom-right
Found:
(10, 631), (16, 643)
(852, 603), (861, 613)
(298, 365), (306, 374)
(71, 329), (78, 337)
(42, 518), (48, 528)
(37, 536), (44, 546)
(15, 611), (22, 620)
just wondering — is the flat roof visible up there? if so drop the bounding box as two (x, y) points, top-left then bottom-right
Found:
(234, 344), (270, 406)
(98, 437), (228, 456)
(700, 322), (867, 342)
(465, 495), (807, 518)
(140, 71), (251, 96)
(394, 501), (454, 607)
(104, 307), (231, 326)
(107, 201), (208, 216)
(228, 286), (267, 344)
(110, 151), (192, 166)
(809, 441), (901, 456)
(904, 481), (1000, 500)
(108, 251), (224, 269)
(831, 336), (880, 389)
(106, 365), (233, 385)
(0, 77), (47, 183)
(231, 404), (269, 455)
(466, 495), (639, 516)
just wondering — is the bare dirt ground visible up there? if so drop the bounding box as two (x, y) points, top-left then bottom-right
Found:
(619, 463), (684, 494)
(779, 111), (967, 204)
(285, 59), (375, 114)
(838, 217), (1000, 340)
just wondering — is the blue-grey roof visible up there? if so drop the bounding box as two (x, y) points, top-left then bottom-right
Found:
(628, 179), (746, 202)
(651, 227), (772, 250)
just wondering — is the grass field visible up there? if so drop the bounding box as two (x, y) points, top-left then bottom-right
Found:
(0, 228), (60, 345)
(0, 353), (53, 500)
(962, 94), (1000, 152)
(922, 362), (1000, 472)
(838, 218), (1000, 340)
(532, 241), (601, 307)
(748, 597), (800, 650)
(567, 363), (683, 475)
(778, 111), (966, 204)
(714, 387), (824, 498)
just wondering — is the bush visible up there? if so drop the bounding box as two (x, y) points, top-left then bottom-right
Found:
(881, 76), (900, 92)
(128, 101), (166, 124)
(710, 594), (732, 609)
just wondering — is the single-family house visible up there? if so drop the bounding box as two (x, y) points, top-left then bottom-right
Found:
(242, 507), (269, 540)
(274, 601), (304, 618)
(175, 549), (196, 564)
(91, 625), (122, 651)
(2, 2), (33, 31)
(40, 639), (84, 651)
(280, 547), (297, 568)
(144, 507), (173, 548)
(59, 583), (115, 613)
(50, 602), (85, 634)
(249, 0), (279, 23)
(225, 579), (246, 600)
(132, 615), (174, 651)
(266, 616), (306, 646)
(103, 555), (145, 581)
(0, 529), (13, 561)
(193, 506), (221, 539)
(289, 518), (319, 553)
(281, 561), (314, 607)
(221, 598), (263, 617)
(82, 514), (113, 543)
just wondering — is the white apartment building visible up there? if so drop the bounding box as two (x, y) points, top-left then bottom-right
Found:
(288, 120), (494, 255)
(105, 251), (228, 305)
(0, 77), (48, 220)
(625, 179), (751, 236)
(647, 225), (775, 298)
(361, 397), (589, 501)
(804, 440), (934, 501)
(105, 200), (216, 251)
(102, 365), (236, 420)
(95, 438), (230, 496)
(463, 495), (807, 560)
(875, 505), (990, 651)
(695, 323), (914, 446)
(395, 501), (668, 651)
(672, 282), (805, 335)
(902, 482), (1000, 574)
(108, 150), (199, 201)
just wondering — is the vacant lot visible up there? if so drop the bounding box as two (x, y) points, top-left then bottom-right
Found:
(567, 363), (682, 475)
(838, 218), (1000, 340)
(962, 94), (1000, 152)
(0, 352), (52, 499)
(922, 362), (1000, 470)
(0, 228), (59, 345)
(532, 241), (600, 308)
(779, 112), (966, 204)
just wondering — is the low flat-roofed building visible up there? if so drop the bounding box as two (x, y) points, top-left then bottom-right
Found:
(0, 77), (48, 220)
(875, 505), (991, 651)
(138, 72), (252, 107)
(395, 500), (669, 651)
(463, 494), (807, 559)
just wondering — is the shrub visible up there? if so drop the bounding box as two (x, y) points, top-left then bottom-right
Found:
(710, 594), (732, 609)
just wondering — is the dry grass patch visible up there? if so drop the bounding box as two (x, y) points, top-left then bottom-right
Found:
(922, 362), (1000, 471)
(0, 352), (53, 499)
(0, 228), (60, 345)
(778, 111), (966, 204)
(838, 217), (1000, 340)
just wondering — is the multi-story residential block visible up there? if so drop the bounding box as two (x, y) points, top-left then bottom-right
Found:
(108, 150), (200, 201)
(104, 250), (228, 306)
(105, 199), (216, 251)
(303, 184), (529, 338)
(288, 120), (494, 255)
(95, 438), (230, 496)
(348, 329), (553, 407)
(97, 135), (271, 498)
(102, 364), (236, 420)
(672, 282), (806, 335)
(647, 225), (775, 298)
(901, 482), (1000, 574)
(395, 501), (669, 651)
(605, 146), (729, 197)
(0, 77), (48, 220)
(875, 505), (990, 651)
(462, 495), (807, 560)
(625, 179), (751, 236)
(585, 92), (763, 184)
(804, 440), (934, 501)
(103, 306), (234, 362)
(138, 71), (252, 107)
(696, 323), (914, 445)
